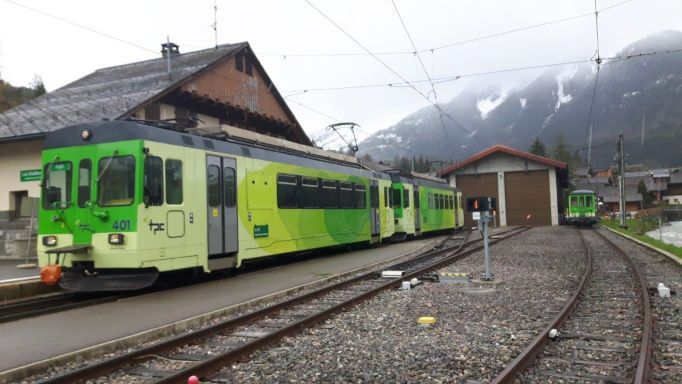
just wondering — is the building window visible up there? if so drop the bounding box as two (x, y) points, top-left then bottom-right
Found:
(245, 57), (253, 76)
(277, 174), (299, 208)
(235, 54), (244, 72)
(165, 159), (183, 205)
(301, 177), (320, 208)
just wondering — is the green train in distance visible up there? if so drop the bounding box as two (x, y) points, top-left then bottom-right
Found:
(565, 189), (599, 226)
(38, 120), (462, 292)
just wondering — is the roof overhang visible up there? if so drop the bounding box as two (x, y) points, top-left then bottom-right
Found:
(439, 144), (568, 177)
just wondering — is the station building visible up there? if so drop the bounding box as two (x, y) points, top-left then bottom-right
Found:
(439, 145), (568, 228)
(0, 42), (310, 256)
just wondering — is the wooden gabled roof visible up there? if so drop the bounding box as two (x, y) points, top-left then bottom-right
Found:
(439, 144), (567, 176)
(0, 42), (311, 145)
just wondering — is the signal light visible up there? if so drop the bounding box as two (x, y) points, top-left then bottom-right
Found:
(466, 197), (497, 212)
(42, 236), (57, 246)
(108, 233), (125, 245)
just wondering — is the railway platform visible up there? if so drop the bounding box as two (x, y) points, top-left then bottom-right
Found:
(0, 236), (443, 376)
(0, 259), (58, 302)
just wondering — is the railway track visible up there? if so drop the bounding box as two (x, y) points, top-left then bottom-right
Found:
(36, 226), (528, 384)
(492, 228), (652, 384)
(599, 228), (682, 384)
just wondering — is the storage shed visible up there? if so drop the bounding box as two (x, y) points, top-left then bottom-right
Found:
(439, 145), (568, 228)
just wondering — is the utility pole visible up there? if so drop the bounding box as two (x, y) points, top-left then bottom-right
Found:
(618, 134), (626, 228)
(212, 0), (218, 48)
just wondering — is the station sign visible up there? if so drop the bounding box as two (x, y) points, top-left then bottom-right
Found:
(20, 169), (42, 182)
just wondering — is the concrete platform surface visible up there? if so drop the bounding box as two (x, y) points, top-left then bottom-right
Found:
(0, 238), (437, 372)
(0, 259), (39, 281)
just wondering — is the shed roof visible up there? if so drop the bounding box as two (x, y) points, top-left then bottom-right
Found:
(0, 42), (310, 145)
(439, 144), (567, 176)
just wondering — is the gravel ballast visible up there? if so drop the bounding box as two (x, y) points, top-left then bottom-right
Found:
(215, 226), (587, 383)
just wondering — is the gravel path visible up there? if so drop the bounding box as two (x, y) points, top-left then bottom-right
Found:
(600, 228), (682, 383)
(215, 226), (586, 383)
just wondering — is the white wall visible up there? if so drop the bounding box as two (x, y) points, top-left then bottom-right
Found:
(0, 139), (43, 213)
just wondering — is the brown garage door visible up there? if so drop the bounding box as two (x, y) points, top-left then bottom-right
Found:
(456, 173), (498, 229)
(505, 170), (551, 226)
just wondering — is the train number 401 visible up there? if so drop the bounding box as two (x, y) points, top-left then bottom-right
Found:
(112, 219), (131, 230)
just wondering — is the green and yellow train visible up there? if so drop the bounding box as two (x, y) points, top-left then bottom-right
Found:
(565, 189), (598, 226)
(38, 121), (463, 291)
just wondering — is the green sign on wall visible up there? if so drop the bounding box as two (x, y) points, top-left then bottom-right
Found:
(20, 169), (42, 182)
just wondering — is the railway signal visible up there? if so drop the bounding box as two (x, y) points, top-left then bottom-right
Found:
(467, 197), (496, 281)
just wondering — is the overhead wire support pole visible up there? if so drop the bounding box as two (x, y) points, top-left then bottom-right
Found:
(585, 0), (602, 169)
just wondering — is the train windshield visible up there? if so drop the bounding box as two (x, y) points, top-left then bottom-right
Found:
(43, 161), (72, 209)
(97, 156), (136, 206)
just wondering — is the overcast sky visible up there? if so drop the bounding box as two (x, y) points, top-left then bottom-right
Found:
(1, 0), (681, 139)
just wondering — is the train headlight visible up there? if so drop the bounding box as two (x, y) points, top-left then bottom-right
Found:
(108, 233), (125, 245)
(42, 236), (57, 246)
(81, 129), (92, 141)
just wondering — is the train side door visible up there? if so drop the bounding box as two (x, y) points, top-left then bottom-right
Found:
(369, 180), (380, 242)
(206, 155), (237, 270)
(414, 187), (421, 235)
(222, 158), (238, 255)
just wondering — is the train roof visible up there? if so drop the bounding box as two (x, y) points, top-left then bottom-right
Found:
(569, 189), (596, 195)
(44, 120), (458, 191)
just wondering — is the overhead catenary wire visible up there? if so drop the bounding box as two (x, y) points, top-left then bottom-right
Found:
(390, 0), (454, 159)
(584, 0), (603, 168)
(2, 0), (158, 55)
(304, 0), (487, 152)
(262, 0), (633, 59)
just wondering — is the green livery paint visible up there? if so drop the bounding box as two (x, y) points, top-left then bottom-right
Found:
(37, 121), (462, 291)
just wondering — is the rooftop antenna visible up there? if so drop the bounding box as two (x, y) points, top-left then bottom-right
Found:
(211, 0), (218, 48)
(326, 122), (360, 156)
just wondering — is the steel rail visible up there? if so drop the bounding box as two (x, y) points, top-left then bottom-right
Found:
(593, 228), (652, 384)
(491, 227), (652, 383)
(490, 229), (593, 384)
(156, 227), (530, 384)
(39, 227), (525, 384)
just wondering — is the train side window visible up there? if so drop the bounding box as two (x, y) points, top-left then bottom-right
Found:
(427, 193), (432, 209)
(323, 180), (338, 208)
(438, 194), (443, 209)
(453, 195), (457, 211)
(301, 177), (320, 208)
(165, 159), (183, 205)
(570, 195), (578, 207)
(78, 159), (91, 208)
(388, 187), (393, 207)
(207, 165), (220, 207)
(370, 185), (379, 208)
(143, 156), (164, 206)
(339, 182), (353, 208)
(277, 174), (299, 208)
(403, 189), (410, 208)
(224, 167), (236, 207)
(450, 196), (454, 210)
(392, 188), (401, 208)
(585, 195), (593, 207)
(354, 184), (366, 209)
